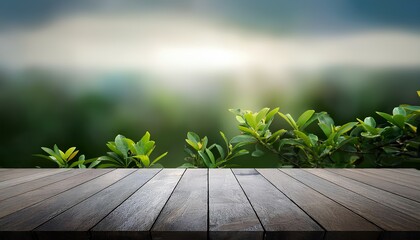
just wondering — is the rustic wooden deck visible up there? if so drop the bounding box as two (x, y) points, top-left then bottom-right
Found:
(0, 168), (419, 240)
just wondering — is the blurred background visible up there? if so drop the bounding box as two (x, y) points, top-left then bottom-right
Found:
(1, 0), (420, 168)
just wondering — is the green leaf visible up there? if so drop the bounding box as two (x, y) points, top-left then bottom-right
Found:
(251, 145), (265, 157)
(318, 113), (334, 127)
(125, 138), (136, 154)
(268, 129), (287, 142)
(230, 135), (257, 144)
(296, 110), (315, 129)
(68, 150), (79, 161)
(244, 112), (257, 129)
(238, 126), (254, 135)
(134, 155), (150, 167)
(308, 134), (318, 146)
(186, 139), (200, 151)
(364, 117), (376, 128)
(198, 151), (212, 168)
(256, 108), (269, 123)
(140, 131), (151, 144)
(69, 159), (85, 168)
(318, 123), (332, 137)
(235, 116), (245, 124)
(231, 149), (249, 159)
(205, 148), (216, 164)
(41, 147), (65, 165)
(336, 122), (357, 137)
(115, 134), (129, 158)
(392, 114), (405, 129)
(294, 130), (312, 147)
(64, 147), (76, 160)
(376, 111), (395, 125)
(357, 118), (379, 135)
(220, 131), (229, 150)
(266, 107), (279, 122)
(151, 152), (168, 165)
(278, 112), (298, 130)
(106, 142), (120, 155)
(393, 107), (406, 116)
(187, 132), (200, 144)
(402, 105), (420, 113)
(215, 144), (225, 160)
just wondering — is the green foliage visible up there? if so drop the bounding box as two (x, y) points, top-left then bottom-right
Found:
(182, 131), (252, 168)
(230, 90), (420, 167)
(97, 132), (167, 168)
(34, 145), (100, 168)
(35, 91), (420, 169)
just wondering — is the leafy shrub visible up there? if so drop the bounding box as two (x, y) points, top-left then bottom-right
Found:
(35, 91), (420, 168)
(97, 132), (167, 168)
(34, 145), (100, 168)
(229, 91), (420, 168)
(181, 131), (252, 168)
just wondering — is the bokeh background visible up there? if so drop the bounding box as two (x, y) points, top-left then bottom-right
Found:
(1, 0), (420, 168)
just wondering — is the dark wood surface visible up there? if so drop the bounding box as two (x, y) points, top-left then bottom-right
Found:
(0, 168), (419, 240)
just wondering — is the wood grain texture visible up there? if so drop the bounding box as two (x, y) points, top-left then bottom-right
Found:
(0, 169), (110, 218)
(209, 169), (263, 240)
(0, 169), (51, 182)
(355, 169), (420, 190)
(0, 169), (69, 190)
(281, 169), (420, 233)
(151, 169), (208, 240)
(0, 169), (86, 201)
(36, 169), (161, 235)
(334, 169), (420, 202)
(313, 169), (420, 221)
(91, 168), (185, 240)
(386, 168), (420, 177)
(0, 168), (419, 240)
(233, 169), (324, 240)
(257, 169), (380, 240)
(0, 169), (133, 231)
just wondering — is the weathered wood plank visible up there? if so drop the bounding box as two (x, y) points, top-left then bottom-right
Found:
(355, 169), (420, 190)
(0, 169), (69, 190)
(386, 168), (420, 177)
(281, 169), (420, 238)
(35, 169), (161, 240)
(91, 169), (185, 240)
(209, 169), (263, 240)
(0, 169), (51, 182)
(0, 169), (134, 231)
(312, 169), (420, 221)
(151, 169), (208, 240)
(0, 169), (111, 218)
(257, 169), (380, 240)
(334, 169), (420, 202)
(233, 169), (324, 240)
(0, 169), (87, 201)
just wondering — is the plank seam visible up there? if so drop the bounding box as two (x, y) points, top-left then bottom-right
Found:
(320, 169), (420, 220)
(87, 168), (163, 232)
(280, 169), (384, 231)
(0, 169), (114, 221)
(230, 168), (266, 236)
(257, 169), (327, 234)
(148, 168), (187, 239)
(329, 169), (420, 203)
(0, 170), (87, 202)
(32, 169), (138, 230)
(207, 168), (210, 240)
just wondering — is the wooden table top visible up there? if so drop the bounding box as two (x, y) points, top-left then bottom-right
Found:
(0, 168), (419, 240)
